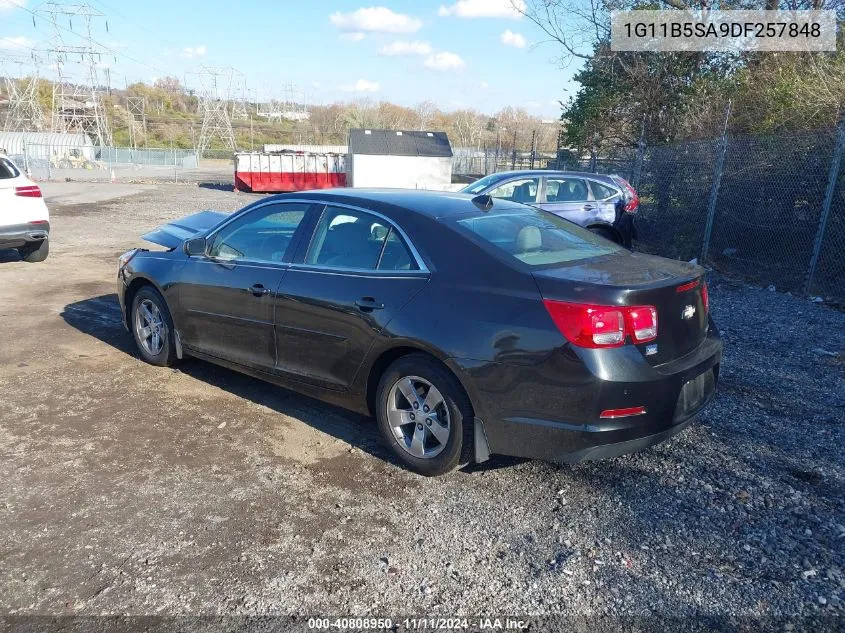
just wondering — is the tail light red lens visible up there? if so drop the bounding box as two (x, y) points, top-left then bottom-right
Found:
(628, 306), (658, 342)
(542, 300), (658, 348)
(701, 281), (709, 314)
(616, 177), (639, 213)
(14, 185), (42, 198)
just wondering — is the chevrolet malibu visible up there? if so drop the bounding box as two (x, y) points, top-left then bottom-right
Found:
(118, 190), (721, 476)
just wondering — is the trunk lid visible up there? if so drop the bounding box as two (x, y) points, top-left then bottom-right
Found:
(141, 210), (228, 249)
(533, 251), (708, 365)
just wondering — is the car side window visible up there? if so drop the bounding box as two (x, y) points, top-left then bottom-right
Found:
(207, 202), (309, 263)
(590, 181), (620, 200)
(378, 227), (416, 271)
(545, 178), (589, 203)
(0, 157), (19, 179)
(487, 178), (539, 204)
(306, 206), (395, 270)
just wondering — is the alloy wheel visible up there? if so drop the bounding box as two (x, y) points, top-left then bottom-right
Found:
(134, 298), (165, 356)
(387, 375), (451, 459)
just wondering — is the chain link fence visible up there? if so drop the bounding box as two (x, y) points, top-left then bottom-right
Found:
(7, 131), (844, 303)
(10, 143), (232, 185)
(476, 124), (845, 304)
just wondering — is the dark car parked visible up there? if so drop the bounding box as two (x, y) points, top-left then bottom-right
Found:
(118, 189), (720, 476)
(461, 170), (639, 248)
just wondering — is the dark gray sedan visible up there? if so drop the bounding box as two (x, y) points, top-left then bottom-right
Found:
(461, 170), (639, 247)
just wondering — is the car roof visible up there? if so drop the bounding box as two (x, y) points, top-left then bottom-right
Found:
(272, 188), (529, 220)
(476, 170), (619, 182)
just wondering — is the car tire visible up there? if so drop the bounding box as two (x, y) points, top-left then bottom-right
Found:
(18, 238), (49, 263)
(589, 226), (619, 244)
(376, 354), (474, 477)
(131, 285), (178, 367)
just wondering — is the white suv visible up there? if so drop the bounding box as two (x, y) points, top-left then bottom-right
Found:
(0, 154), (50, 262)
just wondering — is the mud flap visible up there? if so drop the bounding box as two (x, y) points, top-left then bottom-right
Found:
(474, 416), (491, 463)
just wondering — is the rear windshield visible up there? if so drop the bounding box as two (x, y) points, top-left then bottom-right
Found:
(0, 157), (20, 179)
(456, 206), (621, 267)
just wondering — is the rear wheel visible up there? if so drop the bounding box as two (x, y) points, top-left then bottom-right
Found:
(376, 354), (473, 477)
(18, 238), (49, 263)
(131, 286), (178, 367)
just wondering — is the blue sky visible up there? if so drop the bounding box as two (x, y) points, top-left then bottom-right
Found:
(0, 0), (579, 118)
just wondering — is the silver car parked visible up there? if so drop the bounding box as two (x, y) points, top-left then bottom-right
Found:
(460, 170), (639, 247)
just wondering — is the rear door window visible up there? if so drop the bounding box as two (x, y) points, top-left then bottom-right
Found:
(544, 177), (589, 203)
(306, 206), (418, 271)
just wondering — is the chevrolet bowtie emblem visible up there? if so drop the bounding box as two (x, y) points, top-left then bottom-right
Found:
(682, 305), (696, 319)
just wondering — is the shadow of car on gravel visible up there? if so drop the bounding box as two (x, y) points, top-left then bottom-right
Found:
(59, 293), (404, 466)
(61, 293), (523, 474)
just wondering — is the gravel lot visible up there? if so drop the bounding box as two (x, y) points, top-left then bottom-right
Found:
(0, 183), (843, 630)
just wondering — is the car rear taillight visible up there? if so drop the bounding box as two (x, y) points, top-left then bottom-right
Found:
(542, 300), (658, 348)
(628, 306), (658, 342)
(14, 185), (42, 198)
(701, 281), (709, 314)
(615, 177), (639, 213)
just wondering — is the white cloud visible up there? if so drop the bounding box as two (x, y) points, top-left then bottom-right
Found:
(182, 45), (207, 58)
(500, 29), (526, 48)
(438, 0), (524, 19)
(341, 79), (380, 93)
(329, 7), (422, 34)
(423, 51), (465, 72)
(0, 0), (26, 12)
(378, 40), (432, 56)
(0, 35), (34, 50)
(479, 81), (489, 89)
(340, 32), (367, 42)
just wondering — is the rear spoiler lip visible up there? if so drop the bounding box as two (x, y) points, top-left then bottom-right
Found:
(141, 210), (228, 249)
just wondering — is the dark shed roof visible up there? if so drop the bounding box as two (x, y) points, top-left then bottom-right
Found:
(348, 129), (452, 157)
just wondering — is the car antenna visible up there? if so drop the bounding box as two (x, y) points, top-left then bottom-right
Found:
(471, 194), (494, 212)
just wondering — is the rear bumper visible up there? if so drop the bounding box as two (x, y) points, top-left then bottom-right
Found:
(455, 325), (722, 464)
(0, 221), (50, 248)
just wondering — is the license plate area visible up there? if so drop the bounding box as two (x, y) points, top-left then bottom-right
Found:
(673, 369), (715, 420)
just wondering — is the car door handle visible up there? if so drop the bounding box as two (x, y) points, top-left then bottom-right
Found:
(583, 204), (595, 210)
(355, 297), (384, 312)
(246, 284), (271, 297)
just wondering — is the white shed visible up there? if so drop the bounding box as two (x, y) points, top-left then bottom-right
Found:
(347, 129), (452, 189)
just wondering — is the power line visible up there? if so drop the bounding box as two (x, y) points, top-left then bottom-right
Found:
(10, 0), (172, 78)
(87, 0), (183, 52)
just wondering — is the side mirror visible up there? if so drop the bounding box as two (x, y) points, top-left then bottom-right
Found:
(184, 236), (207, 256)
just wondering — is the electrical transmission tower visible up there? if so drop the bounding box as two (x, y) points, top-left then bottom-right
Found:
(193, 66), (236, 158)
(39, 2), (113, 146)
(126, 96), (146, 148)
(230, 72), (249, 121)
(2, 56), (47, 132)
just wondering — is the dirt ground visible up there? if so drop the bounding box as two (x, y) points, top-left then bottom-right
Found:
(0, 182), (843, 628)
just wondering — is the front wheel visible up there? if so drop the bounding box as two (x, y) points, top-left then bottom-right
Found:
(18, 238), (49, 262)
(376, 354), (474, 477)
(131, 286), (178, 367)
